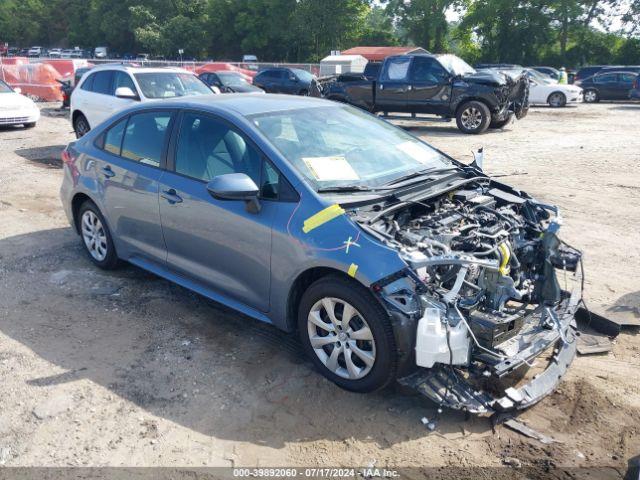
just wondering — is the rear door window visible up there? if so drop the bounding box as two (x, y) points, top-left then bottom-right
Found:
(381, 57), (411, 82)
(121, 111), (173, 167)
(92, 71), (114, 95)
(595, 73), (617, 83)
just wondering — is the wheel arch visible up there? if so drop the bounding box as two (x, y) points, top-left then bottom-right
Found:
(71, 192), (98, 234)
(286, 266), (373, 332)
(71, 109), (90, 129)
(454, 96), (493, 115)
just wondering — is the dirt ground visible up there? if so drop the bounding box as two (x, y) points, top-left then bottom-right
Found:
(0, 102), (639, 475)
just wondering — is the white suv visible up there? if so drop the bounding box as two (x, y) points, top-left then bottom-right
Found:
(70, 65), (217, 138)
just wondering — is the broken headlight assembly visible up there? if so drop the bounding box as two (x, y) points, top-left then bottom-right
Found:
(365, 182), (583, 414)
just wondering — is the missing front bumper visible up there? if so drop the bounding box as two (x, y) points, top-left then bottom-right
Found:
(399, 304), (578, 414)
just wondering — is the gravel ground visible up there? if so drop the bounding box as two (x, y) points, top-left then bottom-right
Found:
(0, 102), (638, 475)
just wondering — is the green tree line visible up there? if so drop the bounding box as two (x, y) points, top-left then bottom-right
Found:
(1, 0), (638, 66)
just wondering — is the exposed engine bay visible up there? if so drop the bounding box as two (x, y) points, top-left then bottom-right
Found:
(357, 179), (583, 413)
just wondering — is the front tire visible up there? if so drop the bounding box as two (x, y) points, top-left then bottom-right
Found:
(584, 89), (599, 103)
(24, 122), (36, 129)
(298, 275), (397, 393)
(456, 100), (491, 134)
(547, 91), (567, 107)
(73, 113), (90, 138)
(78, 201), (119, 269)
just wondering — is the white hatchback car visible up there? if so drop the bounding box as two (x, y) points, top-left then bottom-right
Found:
(70, 65), (217, 137)
(0, 80), (40, 128)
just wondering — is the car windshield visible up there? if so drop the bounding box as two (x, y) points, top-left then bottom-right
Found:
(527, 69), (555, 84)
(292, 69), (314, 82)
(0, 81), (14, 93)
(438, 54), (476, 76)
(251, 105), (452, 191)
(134, 72), (213, 98)
(218, 72), (249, 87)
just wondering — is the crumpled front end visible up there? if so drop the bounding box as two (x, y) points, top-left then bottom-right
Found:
(493, 72), (530, 122)
(360, 180), (582, 413)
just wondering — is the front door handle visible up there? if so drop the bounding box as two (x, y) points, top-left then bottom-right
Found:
(161, 188), (183, 204)
(101, 165), (115, 178)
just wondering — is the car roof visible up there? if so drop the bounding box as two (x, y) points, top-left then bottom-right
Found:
(596, 70), (639, 75)
(89, 64), (192, 74)
(138, 93), (333, 117)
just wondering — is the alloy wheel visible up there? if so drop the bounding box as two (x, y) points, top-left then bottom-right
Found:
(549, 93), (564, 107)
(307, 297), (376, 380)
(81, 210), (108, 261)
(584, 90), (597, 103)
(460, 106), (483, 130)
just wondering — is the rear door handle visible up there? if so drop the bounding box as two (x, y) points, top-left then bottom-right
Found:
(161, 188), (183, 204)
(101, 166), (115, 178)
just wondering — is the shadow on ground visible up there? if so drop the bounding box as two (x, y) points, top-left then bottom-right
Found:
(14, 145), (66, 169)
(0, 227), (492, 449)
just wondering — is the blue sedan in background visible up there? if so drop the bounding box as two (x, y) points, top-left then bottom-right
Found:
(60, 94), (581, 413)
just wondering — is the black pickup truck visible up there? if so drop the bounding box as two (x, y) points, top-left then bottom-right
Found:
(321, 54), (529, 134)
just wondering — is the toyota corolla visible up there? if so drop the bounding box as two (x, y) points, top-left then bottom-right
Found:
(60, 95), (582, 413)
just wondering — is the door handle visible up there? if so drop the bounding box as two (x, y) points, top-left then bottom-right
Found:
(161, 188), (183, 204)
(101, 166), (115, 178)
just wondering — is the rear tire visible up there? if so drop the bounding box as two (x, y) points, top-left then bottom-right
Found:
(547, 91), (567, 108)
(584, 89), (599, 103)
(298, 275), (397, 393)
(73, 113), (90, 138)
(78, 200), (120, 270)
(456, 100), (491, 134)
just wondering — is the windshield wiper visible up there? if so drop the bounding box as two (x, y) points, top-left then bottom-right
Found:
(385, 167), (459, 187)
(316, 185), (374, 193)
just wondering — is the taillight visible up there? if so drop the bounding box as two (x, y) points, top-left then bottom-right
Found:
(61, 148), (72, 164)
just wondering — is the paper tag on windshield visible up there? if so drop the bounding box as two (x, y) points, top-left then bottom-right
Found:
(396, 141), (428, 163)
(302, 156), (360, 181)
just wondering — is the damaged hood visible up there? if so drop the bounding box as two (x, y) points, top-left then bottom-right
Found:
(459, 70), (514, 87)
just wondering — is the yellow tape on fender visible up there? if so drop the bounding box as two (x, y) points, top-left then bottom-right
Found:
(302, 204), (345, 233)
(348, 263), (358, 278)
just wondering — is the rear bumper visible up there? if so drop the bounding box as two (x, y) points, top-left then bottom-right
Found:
(399, 296), (579, 414)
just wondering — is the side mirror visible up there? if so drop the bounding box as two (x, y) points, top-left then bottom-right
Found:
(206, 173), (261, 213)
(13, 87), (22, 94)
(210, 85), (221, 94)
(290, 76), (298, 82)
(115, 87), (138, 99)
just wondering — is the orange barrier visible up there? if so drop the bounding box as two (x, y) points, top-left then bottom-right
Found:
(40, 59), (92, 80)
(0, 62), (62, 101)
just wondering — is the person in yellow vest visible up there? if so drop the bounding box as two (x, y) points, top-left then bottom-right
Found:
(558, 67), (568, 84)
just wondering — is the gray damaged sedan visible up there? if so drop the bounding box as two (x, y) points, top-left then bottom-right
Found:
(60, 95), (583, 413)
